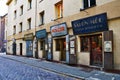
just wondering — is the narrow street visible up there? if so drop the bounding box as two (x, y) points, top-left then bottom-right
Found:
(0, 54), (75, 80)
(0, 53), (120, 80)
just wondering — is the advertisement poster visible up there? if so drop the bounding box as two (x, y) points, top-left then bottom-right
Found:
(70, 48), (75, 54)
(70, 41), (74, 47)
(104, 41), (112, 52)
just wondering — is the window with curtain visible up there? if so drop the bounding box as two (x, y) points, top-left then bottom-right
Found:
(55, 1), (63, 19)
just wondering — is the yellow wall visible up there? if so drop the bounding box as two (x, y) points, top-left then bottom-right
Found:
(109, 18), (120, 69)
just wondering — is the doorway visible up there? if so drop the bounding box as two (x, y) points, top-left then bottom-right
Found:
(80, 34), (102, 67)
(40, 40), (46, 58)
(90, 34), (102, 66)
(20, 43), (22, 55)
(56, 38), (66, 61)
(12, 42), (16, 55)
(60, 38), (66, 61)
(26, 40), (33, 57)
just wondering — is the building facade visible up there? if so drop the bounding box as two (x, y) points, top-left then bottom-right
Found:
(7, 0), (120, 70)
(0, 14), (7, 52)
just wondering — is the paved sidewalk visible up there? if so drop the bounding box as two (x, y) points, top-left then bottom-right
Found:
(1, 54), (120, 80)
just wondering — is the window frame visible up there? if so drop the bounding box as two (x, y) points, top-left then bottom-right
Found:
(19, 22), (22, 32)
(39, 11), (44, 25)
(28, 0), (32, 10)
(27, 18), (31, 30)
(55, 1), (63, 19)
(80, 36), (90, 52)
(13, 25), (16, 35)
(83, 0), (96, 9)
(20, 5), (23, 15)
(14, 10), (17, 19)
(80, 34), (102, 52)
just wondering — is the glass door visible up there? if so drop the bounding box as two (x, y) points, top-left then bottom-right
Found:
(90, 34), (102, 66)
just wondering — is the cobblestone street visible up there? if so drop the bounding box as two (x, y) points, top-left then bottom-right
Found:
(0, 55), (74, 80)
(0, 54), (120, 80)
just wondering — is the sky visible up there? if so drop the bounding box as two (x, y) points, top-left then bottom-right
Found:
(0, 0), (8, 16)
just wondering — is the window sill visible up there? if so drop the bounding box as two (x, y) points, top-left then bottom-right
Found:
(39, 23), (44, 26)
(27, 28), (31, 31)
(80, 5), (96, 11)
(39, 0), (43, 3)
(14, 18), (16, 20)
(13, 33), (16, 35)
(20, 14), (23, 16)
(53, 16), (63, 21)
(19, 31), (22, 33)
(80, 51), (89, 53)
(27, 8), (32, 11)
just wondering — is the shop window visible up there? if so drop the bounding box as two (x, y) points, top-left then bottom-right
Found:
(56, 39), (60, 51)
(80, 34), (102, 52)
(80, 36), (89, 52)
(83, 0), (96, 9)
(55, 1), (63, 19)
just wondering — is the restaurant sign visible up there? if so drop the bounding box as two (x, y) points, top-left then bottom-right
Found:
(72, 13), (108, 35)
(51, 22), (67, 37)
(36, 29), (46, 39)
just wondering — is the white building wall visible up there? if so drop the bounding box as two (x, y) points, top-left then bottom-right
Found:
(36, 0), (115, 26)
(96, 0), (115, 6)
(64, 0), (81, 17)
(7, 0), (117, 42)
(7, 0), (36, 55)
(36, 0), (61, 25)
(7, 0), (36, 36)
